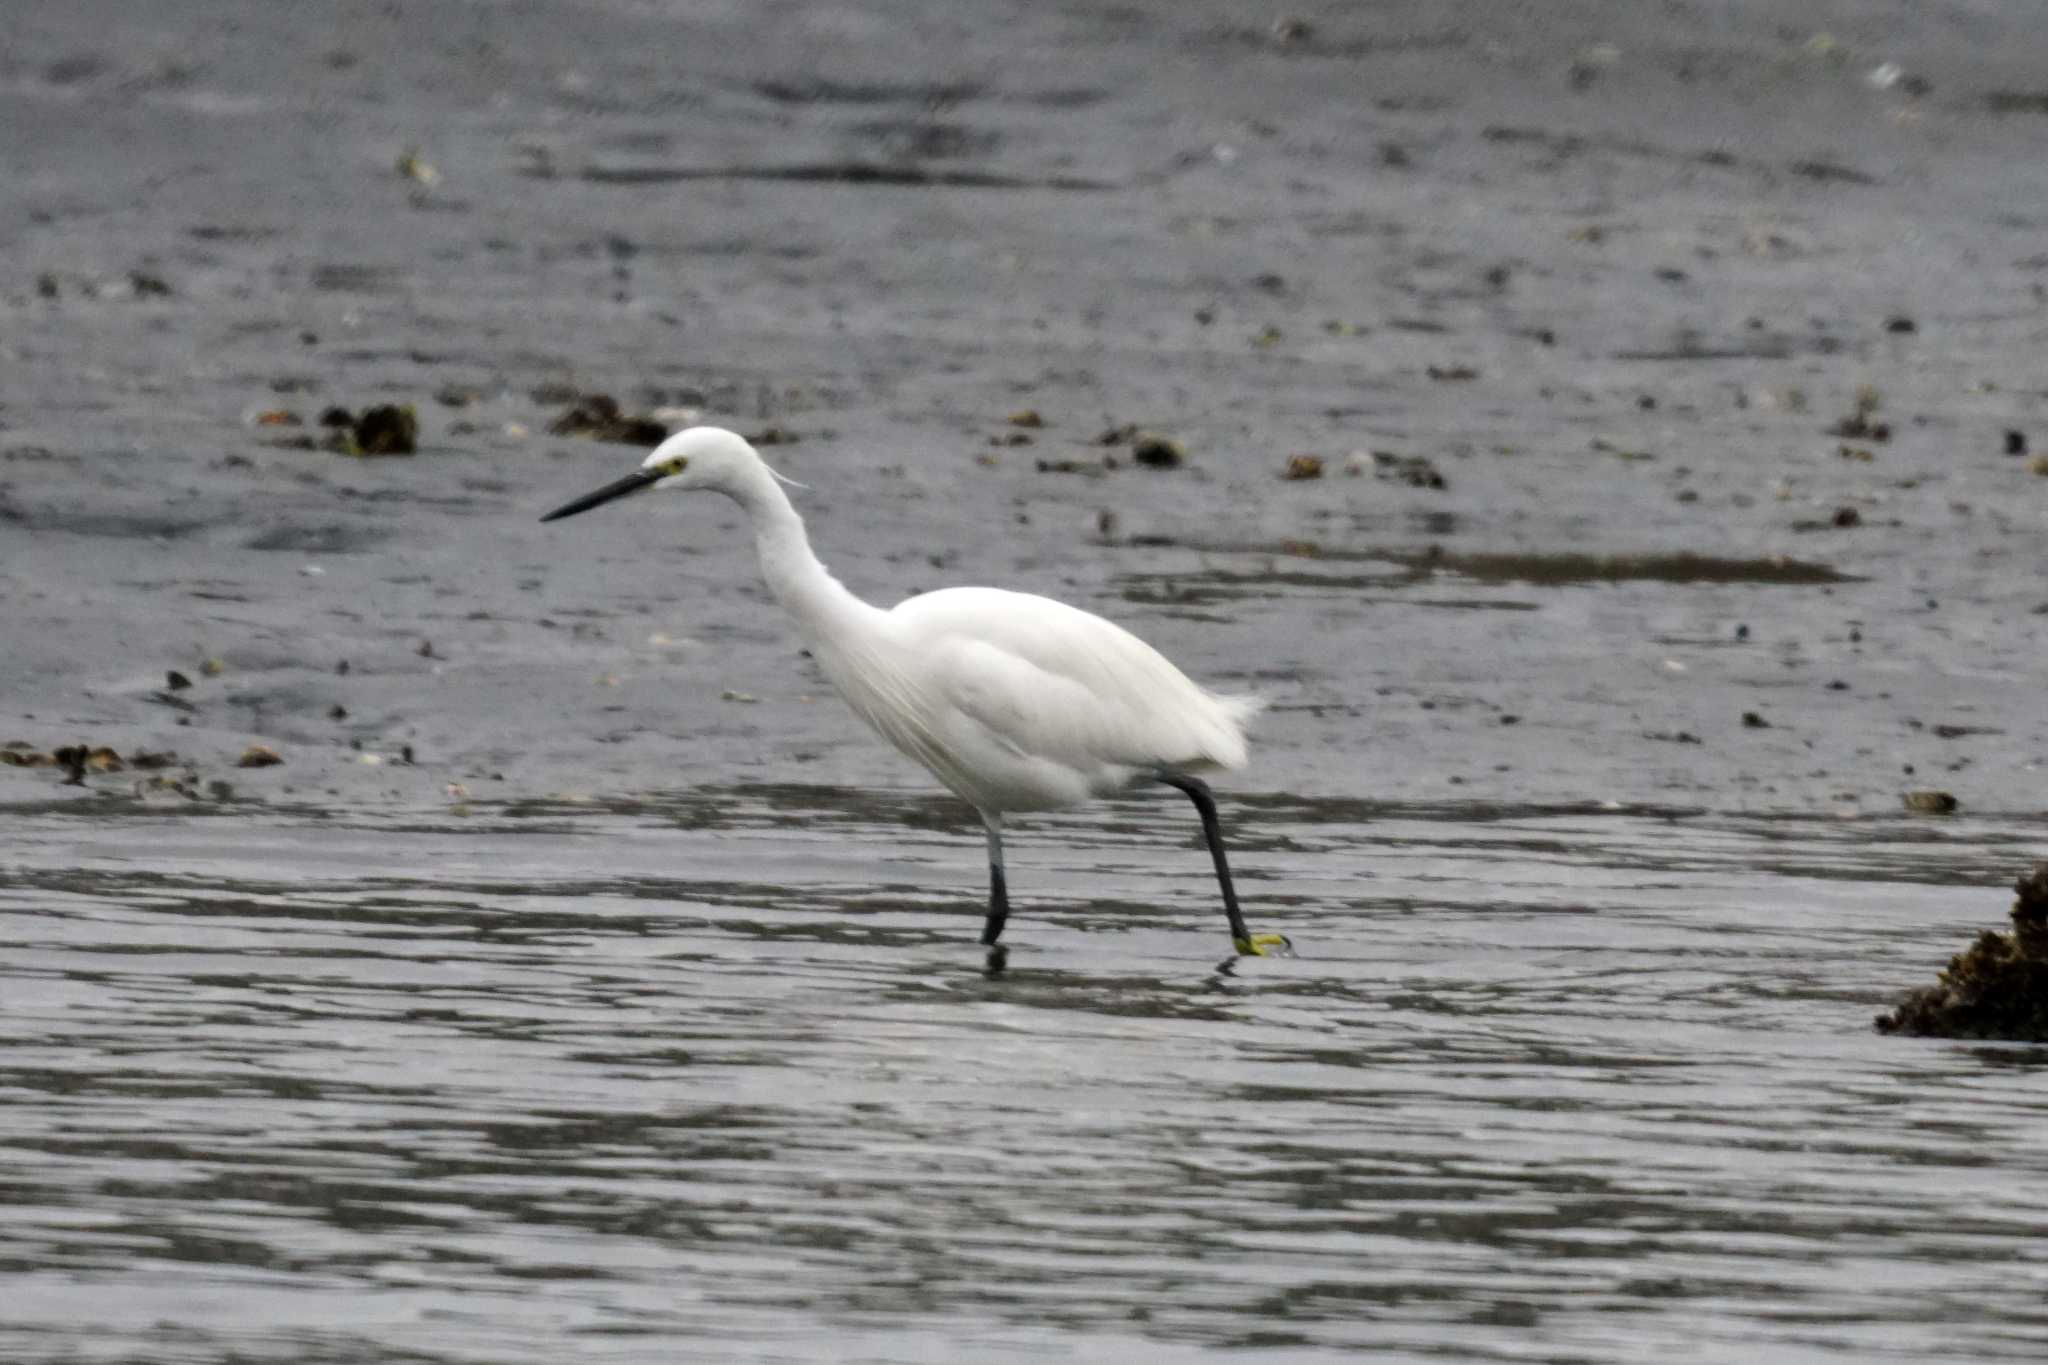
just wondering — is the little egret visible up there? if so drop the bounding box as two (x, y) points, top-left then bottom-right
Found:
(540, 426), (1288, 962)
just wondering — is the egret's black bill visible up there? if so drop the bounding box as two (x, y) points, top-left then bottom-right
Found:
(540, 467), (661, 522)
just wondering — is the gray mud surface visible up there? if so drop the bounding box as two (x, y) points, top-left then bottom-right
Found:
(4, 2), (2047, 1361)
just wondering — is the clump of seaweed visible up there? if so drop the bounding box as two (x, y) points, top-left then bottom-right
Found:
(1877, 863), (2048, 1041)
(318, 404), (419, 455)
(548, 393), (668, 446)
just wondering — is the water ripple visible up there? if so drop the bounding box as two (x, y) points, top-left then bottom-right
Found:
(2, 789), (2046, 1361)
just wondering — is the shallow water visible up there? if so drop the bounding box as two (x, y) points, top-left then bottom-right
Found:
(5, 789), (2046, 1363)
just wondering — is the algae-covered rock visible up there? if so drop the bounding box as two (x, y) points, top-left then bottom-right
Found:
(1877, 863), (2048, 1041)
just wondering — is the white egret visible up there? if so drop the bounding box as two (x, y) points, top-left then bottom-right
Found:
(541, 426), (1288, 963)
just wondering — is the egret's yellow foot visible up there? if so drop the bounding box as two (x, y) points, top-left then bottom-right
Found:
(1234, 932), (1294, 958)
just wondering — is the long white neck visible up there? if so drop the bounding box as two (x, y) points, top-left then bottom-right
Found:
(725, 459), (886, 648)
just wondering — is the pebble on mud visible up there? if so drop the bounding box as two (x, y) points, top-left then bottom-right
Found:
(1006, 409), (1044, 428)
(237, 744), (285, 768)
(1282, 454), (1325, 480)
(316, 405), (419, 456)
(57, 745), (113, 779)
(1129, 431), (1186, 468)
(548, 394), (668, 446)
(1876, 863), (2048, 1041)
(1367, 451), (1447, 489)
(2003, 429), (2028, 456)
(1035, 457), (1107, 477)
(395, 148), (441, 186)
(1828, 385), (1890, 442)
(1903, 790), (1959, 813)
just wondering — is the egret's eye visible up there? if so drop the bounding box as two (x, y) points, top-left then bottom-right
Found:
(661, 457), (687, 477)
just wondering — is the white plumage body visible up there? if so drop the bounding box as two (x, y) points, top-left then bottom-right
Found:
(808, 584), (1258, 814)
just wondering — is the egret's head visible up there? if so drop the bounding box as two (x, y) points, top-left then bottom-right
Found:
(539, 426), (768, 523)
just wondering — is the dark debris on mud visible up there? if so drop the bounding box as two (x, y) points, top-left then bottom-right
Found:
(547, 392), (670, 446)
(1877, 863), (2048, 1042)
(259, 405), (419, 455)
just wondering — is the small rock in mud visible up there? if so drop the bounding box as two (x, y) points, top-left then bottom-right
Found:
(548, 394), (668, 446)
(1006, 409), (1044, 428)
(314, 405), (419, 456)
(1903, 789), (1959, 813)
(1876, 863), (2048, 1041)
(43, 744), (126, 784)
(237, 743), (285, 768)
(353, 405), (418, 455)
(1828, 385), (1890, 442)
(1832, 506), (1862, 528)
(747, 424), (800, 446)
(1885, 316), (1917, 334)
(2005, 429), (2028, 456)
(1741, 711), (1770, 728)
(1282, 454), (1325, 480)
(1368, 451), (1447, 489)
(165, 669), (192, 691)
(1035, 457), (1107, 477)
(1426, 364), (1479, 382)
(396, 148), (441, 186)
(1129, 432), (1186, 468)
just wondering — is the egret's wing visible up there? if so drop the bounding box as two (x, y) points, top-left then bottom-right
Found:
(897, 587), (1254, 774)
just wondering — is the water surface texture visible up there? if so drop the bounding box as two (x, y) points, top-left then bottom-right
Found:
(5, 792), (2047, 1362)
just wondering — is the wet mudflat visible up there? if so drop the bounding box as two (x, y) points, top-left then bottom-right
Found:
(5, 789), (2048, 1363)
(6, 0), (2048, 1359)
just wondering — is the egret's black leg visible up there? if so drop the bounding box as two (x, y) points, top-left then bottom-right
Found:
(1157, 773), (1287, 956)
(980, 814), (1010, 947)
